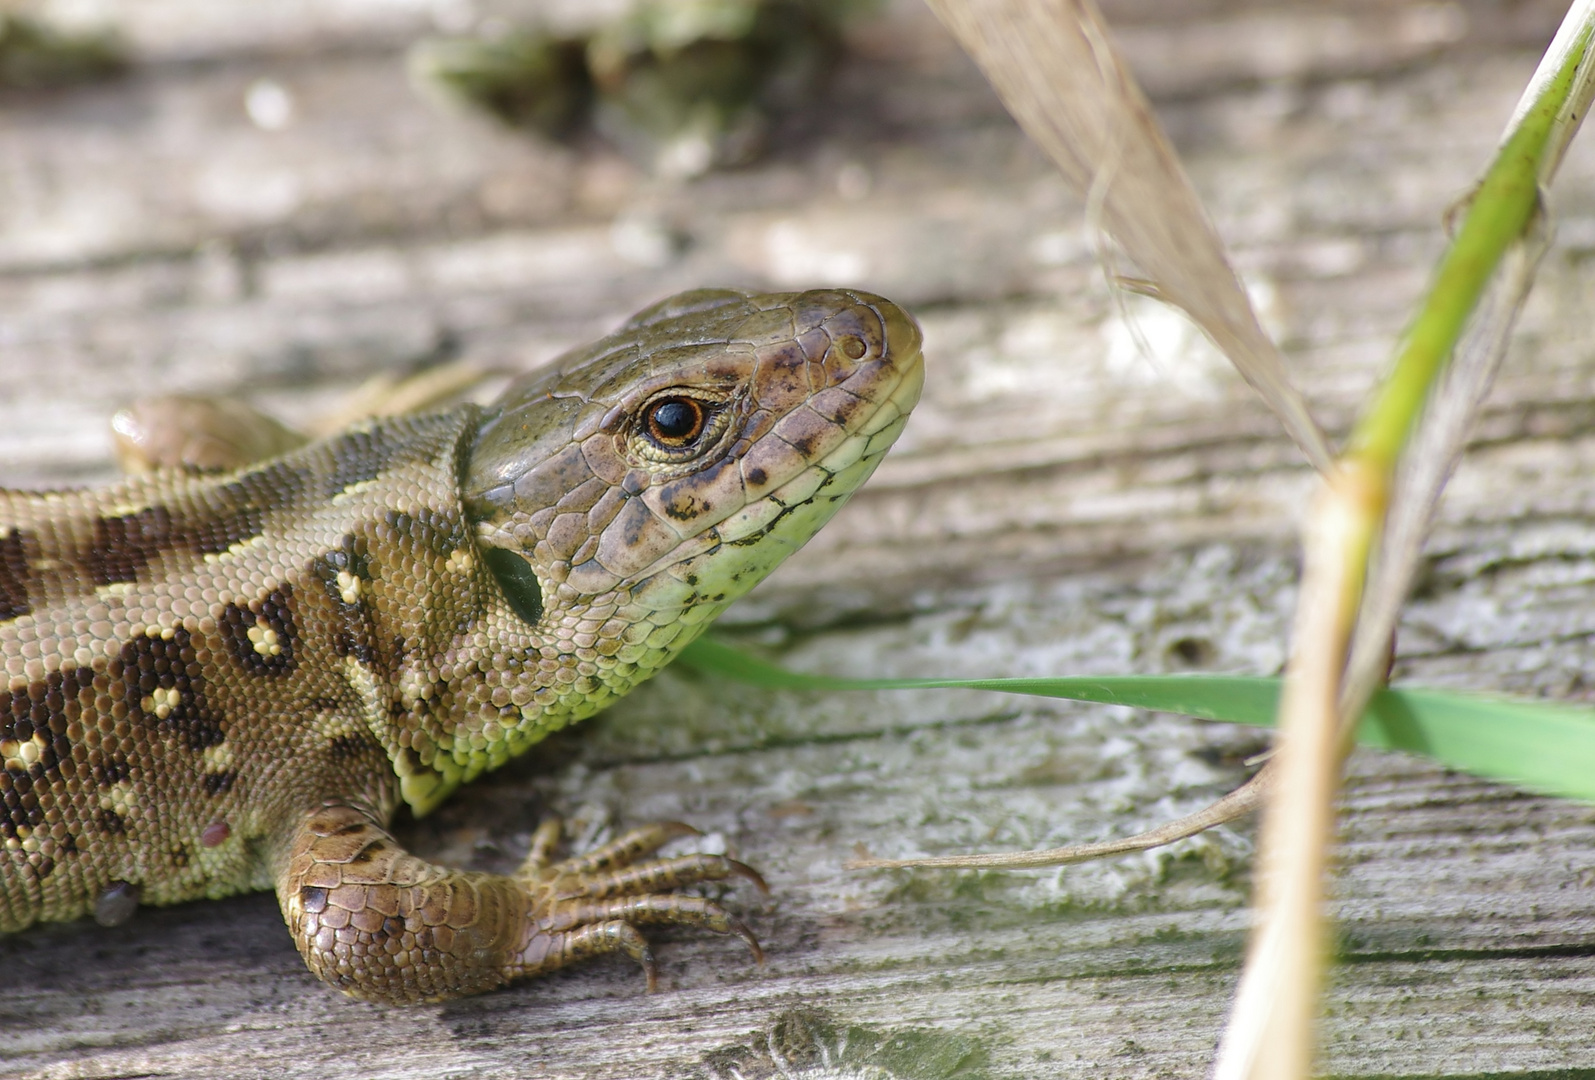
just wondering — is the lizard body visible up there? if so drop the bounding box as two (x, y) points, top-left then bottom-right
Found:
(0, 287), (923, 1003)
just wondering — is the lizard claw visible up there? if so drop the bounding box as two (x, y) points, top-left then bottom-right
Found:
(725, 858), (770, 895)
(514, 817), (768, 988)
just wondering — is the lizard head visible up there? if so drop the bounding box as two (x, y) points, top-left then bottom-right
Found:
(375, 288), (921, 807)
(464, 287), (922, 643)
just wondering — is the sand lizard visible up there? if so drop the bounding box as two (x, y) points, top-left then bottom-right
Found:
(0, 287), (923, 1004)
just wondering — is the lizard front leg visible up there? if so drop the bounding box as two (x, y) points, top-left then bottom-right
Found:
(278, 800), (764, 1004)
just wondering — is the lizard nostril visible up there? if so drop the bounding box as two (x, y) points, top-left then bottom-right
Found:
(837, 334), (867, 361)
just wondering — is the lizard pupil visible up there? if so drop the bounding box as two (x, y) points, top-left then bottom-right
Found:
(646, 398), (705, 445)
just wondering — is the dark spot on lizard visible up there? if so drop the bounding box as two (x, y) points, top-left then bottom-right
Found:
(12, 855), (56, 880)
(0, 528), (35, 621)
(384, 508), (414, 537)
(348, 840), (386, 863)
(658, 458), (733, 521)
(202, 770), (237, 796)
(77, 459), (310, 587)
(323, 424), (412, 497)
(332, 624), (376, 665)
(745, 467), (767, 487)
(2, 667), (89, 841)
(314, 535), (377, 664)
(198, 458), (312, 551)
(384, 505), (467, 558)
(760, 338), (808, 372)
(666, 496), (711, 521)
(328, 733), (378, 761)
(300, 885), (329, 914)
(85, 505), (176, 586)
(98, 809), (126, 834)
(94, 758), (132, 787)
(186, 501), (264, 557)
(787, 433), (819, 457)
(221, 586), (298, 677)
(119, 627), (227, 751)
(326, 533), (373, 580)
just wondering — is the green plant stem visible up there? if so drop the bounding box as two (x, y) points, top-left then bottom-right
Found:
(1216, 21), (1595, 1080)
(1350, 33), (1587, 474)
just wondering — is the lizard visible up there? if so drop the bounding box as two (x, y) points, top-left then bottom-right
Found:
(0, 286), (923, 1004)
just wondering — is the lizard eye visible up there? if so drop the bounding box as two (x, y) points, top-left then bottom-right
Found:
(629, 390), (732, 465)
(645, 396), (706, 447)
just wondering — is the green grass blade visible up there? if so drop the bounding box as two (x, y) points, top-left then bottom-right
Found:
(680, 636), (1284, 722)
(679, 638), (1595, 803)
(1358, 689), (1595, 802)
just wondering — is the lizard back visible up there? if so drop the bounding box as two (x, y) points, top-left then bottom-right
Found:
(1, 410), (477, 928)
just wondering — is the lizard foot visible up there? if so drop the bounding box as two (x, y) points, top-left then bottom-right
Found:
(280, 801), (765, 1003)
(513, 818), (768, 992)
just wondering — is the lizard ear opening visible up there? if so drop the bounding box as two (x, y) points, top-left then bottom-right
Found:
(482, 547), (544, 627)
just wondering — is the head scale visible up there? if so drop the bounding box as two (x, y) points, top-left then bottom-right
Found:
(463, 287), (923, 630)
(387, 289), (920, 812)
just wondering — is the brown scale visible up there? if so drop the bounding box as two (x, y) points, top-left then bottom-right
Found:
(0, 528), (36, 620)
(0, 288), (924, 1003)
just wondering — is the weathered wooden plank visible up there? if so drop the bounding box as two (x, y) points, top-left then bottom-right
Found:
(7, 563), (1595, 1076)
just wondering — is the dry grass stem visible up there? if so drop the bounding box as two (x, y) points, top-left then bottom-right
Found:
(1213, 465), (1380, 1080)
(922, 0), (1331, 472)
(845, 766), (1273, 870)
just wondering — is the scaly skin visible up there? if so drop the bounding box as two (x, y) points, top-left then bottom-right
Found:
(0, 288), (924, 1003)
